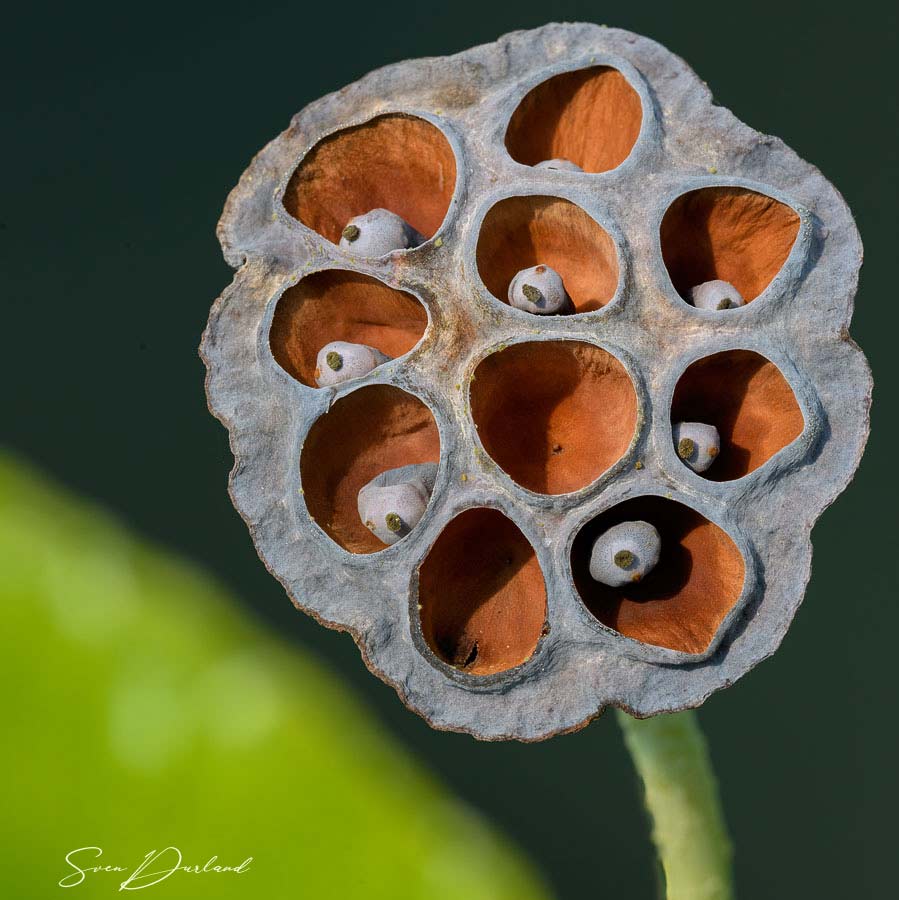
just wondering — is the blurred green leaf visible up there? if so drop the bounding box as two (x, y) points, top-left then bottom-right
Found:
(0, 453), (552, 899)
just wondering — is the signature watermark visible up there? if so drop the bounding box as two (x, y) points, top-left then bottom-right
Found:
(59, 847), (252, 890)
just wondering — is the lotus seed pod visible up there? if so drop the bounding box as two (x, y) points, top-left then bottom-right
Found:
(589, 521), (662, 587)
(358, 463), (438, 546)
(202, 24), (871, 741)
(339, 208), (425, 256)
(673, 421), (721, 473)
(508, 264), (574, 315)
(689, 279), (745, 311)
(534, 158), (583, 172)
(314, 341), (390, 387)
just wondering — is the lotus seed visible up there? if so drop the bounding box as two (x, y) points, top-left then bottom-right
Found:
(508, 264), (574, 315)
(357, 463), (438, 546)
(535, 158), (583, 172)
(314, 340), (390, 387)
(672, 421), (721, 473)
(338, 208), (425, 257)
(689, 279), (745, 311)
(589, 520), (661, 587)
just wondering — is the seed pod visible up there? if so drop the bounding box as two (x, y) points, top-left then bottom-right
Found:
(535, 158), (583, 172)
(673, 422), (721, 473)
(508, 264), (574, 315)
(589, 521), (662, 587)
(339, 208), (425, 256)
(689, 279), (745, 311)
(202, 24), (871, 741)
(358, 463), (438, 546)
(314, 341), (391, 387)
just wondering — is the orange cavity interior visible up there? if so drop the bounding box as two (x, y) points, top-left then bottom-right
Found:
(301, 386), (440, 553)
(671, 350), (804, 481)
(660, 187), (800, 303)
(269, 270), (428, 386)
(283, 113), (457, 244)
(476, 196), (619, 312)
(505, 66), (642, 173)
(470, 341), (637, 494)
(418, 508), (547, 675)
(571, 496), (746, 654)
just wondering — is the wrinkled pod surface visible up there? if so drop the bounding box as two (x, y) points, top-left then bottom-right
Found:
(201, 23), (871, 741)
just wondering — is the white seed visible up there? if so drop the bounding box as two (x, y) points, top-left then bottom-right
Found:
(535, 158), (583, 172)
(314, 341), (390, 387)
(338, 208), (425, 256)
(689, 279), (745, 310)
(508, 264), (574, 315)
(358, 463), (438, 546)
(589, 520), (661, 587)
(672, 421), (721, 473)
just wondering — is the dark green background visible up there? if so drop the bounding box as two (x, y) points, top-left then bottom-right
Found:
(4, 2), (897, 897)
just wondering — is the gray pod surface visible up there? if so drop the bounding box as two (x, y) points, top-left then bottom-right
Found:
(200, 23), (871, 741)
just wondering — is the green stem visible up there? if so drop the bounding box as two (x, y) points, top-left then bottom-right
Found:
(617, 710), (734, 900)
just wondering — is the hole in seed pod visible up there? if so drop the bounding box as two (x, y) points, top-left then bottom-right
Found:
(660, 186), (800, 305)
(418, 508), (547, 675)
(270, 270), (428, 387)
(301, 385), (440, 553)
(505, 66), (642, 173)
(470, 341), (637, 494)
(671, 350), (804, 481)
(571, 496), (745, 654)
(283, 113), (457, 245)
(476, 196), (619, 313)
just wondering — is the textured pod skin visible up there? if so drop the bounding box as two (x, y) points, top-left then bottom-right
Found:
(200, 23), (871, 741)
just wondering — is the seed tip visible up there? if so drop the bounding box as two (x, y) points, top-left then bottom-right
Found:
(342, 224), (361, 242)
(521, 284), (543, 303)
(325, 351), (343, 371)
(677, 437), (696, 459)
(614, 549), (634, 569)
(385, 512), (403, 533)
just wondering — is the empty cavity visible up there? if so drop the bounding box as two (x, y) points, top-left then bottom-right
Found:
(476, 196), (619, 313)
(300, 386), (440, 553)
(671, 350), (804, 481)
(270, 270), (427, 387)
(660, 187), (800, 304)
(571, 496), (745, 654)
(418, 508), (547, 675)
(470, 341), (637, 494)
(505, 66), (642, 173)
(283, 113), (457, 245)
